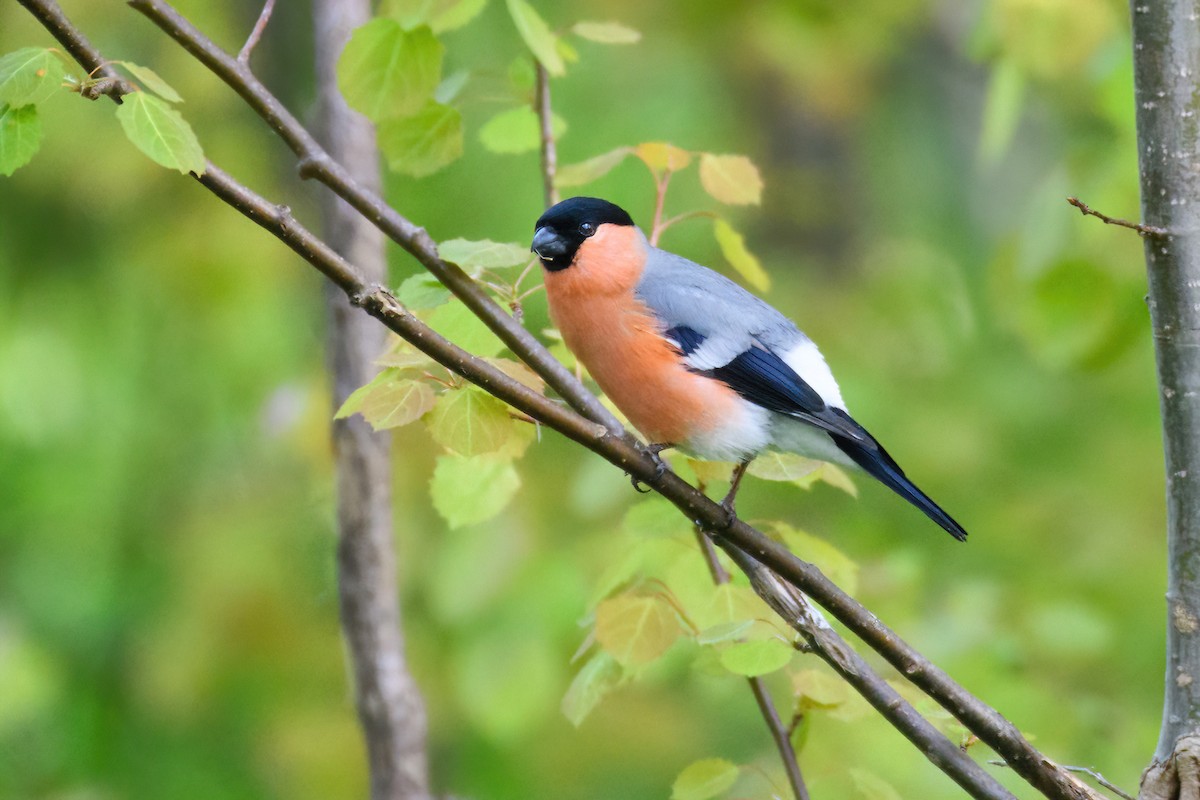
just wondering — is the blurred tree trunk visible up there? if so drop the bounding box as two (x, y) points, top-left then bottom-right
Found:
(1130, 1), (1200, 798)
(312, 2), (432, 798)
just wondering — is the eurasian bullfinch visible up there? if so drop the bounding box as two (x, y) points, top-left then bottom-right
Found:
(531, 196), (966, 541)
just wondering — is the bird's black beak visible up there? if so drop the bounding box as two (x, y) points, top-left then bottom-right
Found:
(531, 226), (567, 261)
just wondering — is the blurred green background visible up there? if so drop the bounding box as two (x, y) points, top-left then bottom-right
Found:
(0, 0), (1165, 798)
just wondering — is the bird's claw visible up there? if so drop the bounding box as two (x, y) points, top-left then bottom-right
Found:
(630, 443), (672, 492)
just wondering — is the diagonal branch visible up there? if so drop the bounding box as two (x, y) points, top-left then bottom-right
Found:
(534, 59), (559, 208)
(16, 3), (1106, 799)
(126, 0), (624, 438)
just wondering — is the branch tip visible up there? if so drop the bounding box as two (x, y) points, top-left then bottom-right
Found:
(1067, 196), (1167, 237)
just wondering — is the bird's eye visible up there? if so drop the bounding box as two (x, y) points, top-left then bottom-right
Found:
(579, 222), (596, 237)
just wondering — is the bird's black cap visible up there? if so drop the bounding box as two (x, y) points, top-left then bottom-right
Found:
(532, 197), (635, 271)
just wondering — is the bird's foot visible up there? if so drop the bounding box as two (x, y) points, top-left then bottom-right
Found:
(630, 442), (673, 493)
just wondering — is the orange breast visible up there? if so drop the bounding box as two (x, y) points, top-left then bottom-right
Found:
(543, 225), (742, 444)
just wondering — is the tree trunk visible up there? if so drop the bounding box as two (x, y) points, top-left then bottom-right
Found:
(1130, 0), (1200, 796)
(312, 2), (432, 798)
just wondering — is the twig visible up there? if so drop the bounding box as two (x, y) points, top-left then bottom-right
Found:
(989, 761), (1132, 800)
(1067, 196), (1167, 237)
(22, 3), (1109, 798)
(312, 0), (431, 798)
(691, 525), (809, 800)
(649, 171), (672, 246)
(238, 0), (276, 65)
(534, 59), (558, 208)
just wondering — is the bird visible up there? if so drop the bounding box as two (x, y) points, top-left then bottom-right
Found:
(530, 196), (966, 541)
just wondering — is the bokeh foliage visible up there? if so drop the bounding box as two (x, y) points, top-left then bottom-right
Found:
(0, 0), (1164, 798)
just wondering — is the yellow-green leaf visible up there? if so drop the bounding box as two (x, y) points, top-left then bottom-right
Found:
(621, 497), (691, 539)
(381, 0), (488, 32)
(360, 376), (437, 430)
(430, 454), (520, 528)
(699, 153), (763, 206)
(635, 141), (691, 173)
(702, 583), (768, 629)
(712, 217), (769, 292)
(115, 92), (205, 175)
(0, 104), (43, 177)
(337, 20), (443, 121)
(506, 0), (564, 76)
(695, 619), (755, 645)
(571, 21), (641, 44)
(792, 668), (851, 709)
(484, 357), (545, 393)
(672, 758), (740, 800)
(426, 300), (507, 357)
(719, 638), (792, 676)
(0, 48), (66, 107)
(395, 272), (452, 309)
(746, 451), (822, 483)
(595, 594), (681, 667)
(438, 238), (531, 270)
(426, 386), (517, 456)
(555, 146), (632, 187)
(479, 105), (566, 154)
(685, 458), (736, 487)
(378, 100), (462, 177)
(561, 650), (621, 726)
(115, 61), (182, 103)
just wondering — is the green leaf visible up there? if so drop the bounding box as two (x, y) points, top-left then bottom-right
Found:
(426, 386), (518, 456)
(635, 141), (692, 173)
(378, 100), (463, 177)
(774, 523), (859, 595)
(479, 105), (566, 154)
(337, 20), (443, 121)
(684, 458), (736, 487)
(484, 357), (545, 393)
(595, 594), (682, 667)
(438, 238), (531, 271)
(382, 0), (488, 32)
(792, 668), (852, 709)
(746, 451), (822, 483)
(115, 61), (182, 103)
(0, 48), (66, 107)
(571, 21), (641, 44)
(561, 650), (622, 726)
(0, 104), (43, 177)
(671, 758), (740, 800)
(115, 92), (205, 175)
(505, 0), (565, 76)
(712, 217), (769, 292)
(361, 376), (437, 430)
(375, 339), (436, 369)
(979, 59), (1024, 163)
(695, 619), (755, 645)
(702, 583), (768, 629)
(425, 300), (507, 357)
(621, 497), (691, 539)
(699, 153), (763, 206)
(815, 463), (857, 496)
(395, 272), (452, 310)
(718, 638), (793, 676)
(850, 769), (903, 800)
(555, 146), (631, 187)
(430, 454), (521, 528)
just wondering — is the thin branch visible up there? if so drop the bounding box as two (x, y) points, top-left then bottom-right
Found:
(127, 0), (626, 439)
(238, 0), (275, 65)
(692, 526), (808, 800)
(1067, 196), (1167, 237)
(649, 171), (672, 246)
(534, 59), (558, 208)
(22, 3), (1109, 799)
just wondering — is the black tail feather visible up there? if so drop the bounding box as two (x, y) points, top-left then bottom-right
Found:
(829, 416), (967, 542)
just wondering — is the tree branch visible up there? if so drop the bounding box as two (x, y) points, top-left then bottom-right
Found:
(1128, 0), (1200, 791)
(1066, 196), (1167, 237)
(126, 0), (624, 438)
(238, 0), (275, 65)
(312, 0), (431, 797)
(534, 59), (559, 208)
(17, 3), (1108, 798)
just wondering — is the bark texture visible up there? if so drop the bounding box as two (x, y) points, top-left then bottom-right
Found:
(1130, 0), (1200, 794)
(312, 2), (432, 797)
